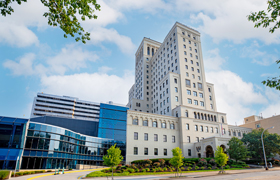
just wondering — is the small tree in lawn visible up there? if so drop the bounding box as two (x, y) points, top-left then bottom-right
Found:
(103, 144), (123, 180)
(215, 146), (229, 174)
(227, 137), (248, 163)
(170, 147), (184, 177)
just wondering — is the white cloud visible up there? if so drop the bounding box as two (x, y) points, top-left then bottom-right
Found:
(40, 71), (134, 105)
(203, 48), (226, 71)
(204, 48), (268, 125)
(46, 44), (99, 75)
(3, 44), (98, 76)
(98, 66), (113, 74)
(3, 53), (46, 76)
(241, 41), (279, 66)
(176, 0), (280, 44)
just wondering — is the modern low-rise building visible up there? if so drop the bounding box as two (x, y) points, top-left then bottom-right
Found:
(240, 114), (280, 134)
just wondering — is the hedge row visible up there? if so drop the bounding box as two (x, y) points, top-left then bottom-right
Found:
(131, 158), (215, 165)
(0, 171), (10, 180)
(11, 170), (45, 177)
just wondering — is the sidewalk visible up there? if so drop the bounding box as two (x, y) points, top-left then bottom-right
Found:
(85, 167), (280, 179)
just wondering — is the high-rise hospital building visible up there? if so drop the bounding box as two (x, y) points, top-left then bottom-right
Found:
(0, 22), (252, 170)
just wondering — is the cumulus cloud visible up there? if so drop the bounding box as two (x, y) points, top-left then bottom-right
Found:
(3, 53), (47, 76)
(3, 44), (98, 76)
(203, 48), (226, 71)
(40, 71), (134, 105)
(204, 48), (269, 125)
(175, 0), (280, 44)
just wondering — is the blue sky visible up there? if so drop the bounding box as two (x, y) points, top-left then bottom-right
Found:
(0, 0), (280, 125)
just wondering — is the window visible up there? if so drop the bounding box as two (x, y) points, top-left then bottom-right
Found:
(193, 83), (196, 88)
(193, 91), (197, 96)
(172, 136), (175, 143)
(233, 131), (236, 136)
(154, 134), (158, 141)
(223, 128), (226, 135)
(134, 132), (138, 140)
(186, 72), (189, 77)
(186, 123), (189, 130)
(167, 97), (169, 103)
(187, 90), (191, 95)
(199, 93), (203, 98)
(187, 98), (192, 104)
(153, 121), (157, 127)
(164, 149), (167, 156)
(133, 119), (138, 125)
(209, 95), (212, 100)
(221, 117), (224, 123)
(194, 100), (198, 105)
(188, 149), (191, 156)
(183, 44), (186, 48)
(162, 122), (166, 128)
(215, 127), (218, 133)
(174, 78), (177, 84)
(185, 58), (187, 62)
(143, 120), (148, 126)
(184, 51), (187, 55)
(185, 65), (188, 69)
(163, 135), (167, 142)
(206, 126), (208, 132)
(228, 130), (231, 136)
(187, 136), (191, 143)
(144, 133), (148, 141)
(210, 104), (213, 109)
(175, 87), (178, 92)
(196, 137), (199, 142)
(189, 47), (192, 51)
(170, 123), (175, 129)
(186, 79), (191, 86)
(211, 127), (213, 133)
(200, 101), (204, 107)
(200, 126), (203, 132)
(208, 88), (211, 92)
(256, 124), (261, 128)
(185, 111), (189, 117)
(134, 147), (138, 155)
(238, 132), (241, 137)
(195, 125), (198, 131)
(144, 148), (148, 155)
(197, 83), (202, 89)
(175, 96), (178, 102)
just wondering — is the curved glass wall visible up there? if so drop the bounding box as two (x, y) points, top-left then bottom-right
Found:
(21, 122), (113, 169)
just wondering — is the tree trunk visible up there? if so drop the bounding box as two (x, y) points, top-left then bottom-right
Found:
(112, 167), (114, 180)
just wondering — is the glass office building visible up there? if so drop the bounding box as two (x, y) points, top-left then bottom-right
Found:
(98, 103), (128, 160)
(21, 122), (113, 169)
(0, 116), (28, 170)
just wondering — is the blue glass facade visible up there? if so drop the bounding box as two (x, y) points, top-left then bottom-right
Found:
(0, 116), (28, 170)
(98, 103), (128, 160)
(21, 122), (113, 169)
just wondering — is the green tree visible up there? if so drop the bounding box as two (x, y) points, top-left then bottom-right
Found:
(247, 0), (280, 90)
(170, 147), (184, 177)
(0, 0), (101, 44)
(215, 146), (229, 174)
(227, 137), (248, 163)
(102, 144), (123, 180)
(242, 128), (280, 162)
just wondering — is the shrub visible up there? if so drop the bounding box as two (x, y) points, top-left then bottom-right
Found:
(209, 159), (216, 166)
(47, 170), (52, 172)
(0, 170), (10, 179)
(181, 167), (185, 171)
(135, 168), (139, 172)
(200, 167), (205, 170)
(153, 162), (160, 167)
(159, 159), (166, 166)
(16, 172), (23, 176)
(169, 168), (173, 172)
(207, 164), (212, 168)
(208, 167), (212, 170)
(198, 158), (207, 167)
(143, 159), (152, 165)
(187, 167), (192, 171)
(152, 168), (156, 173)
(116, 164), (122, 170)
(215, 167), (219, 170)
(144, 164), (150, 168)
(163, 167), (167, 171)
(116, 170), (122, 173)
(195, 166), (199, 170)
(131, 164), (137, 169)
(141, 169), (146, 173)
(158, 167), (164, 172)
(225, 165), (230, 169)
(127, 168), (135, 173)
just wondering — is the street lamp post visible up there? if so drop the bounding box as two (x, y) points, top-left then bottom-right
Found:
(261, 126), (274, 170)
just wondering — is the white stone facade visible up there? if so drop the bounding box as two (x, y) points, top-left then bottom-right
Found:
(126, 22), (252, 163)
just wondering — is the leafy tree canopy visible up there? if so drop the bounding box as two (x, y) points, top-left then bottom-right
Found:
(0, 0), (101, 44)
(227, 137), (248, 163)
(241, 128), (280, 161)
(247, 0), (280, 90)
(170, 147), (184, 177)
(215, 146), (229, 172)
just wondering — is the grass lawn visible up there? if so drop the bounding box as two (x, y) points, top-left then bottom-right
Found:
(86, 168), (246, 177)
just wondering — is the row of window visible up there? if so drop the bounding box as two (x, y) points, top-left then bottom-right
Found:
(134, 132), (176, 143)
(132, 119), (175, 129)
(133, 147), (192, 156)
